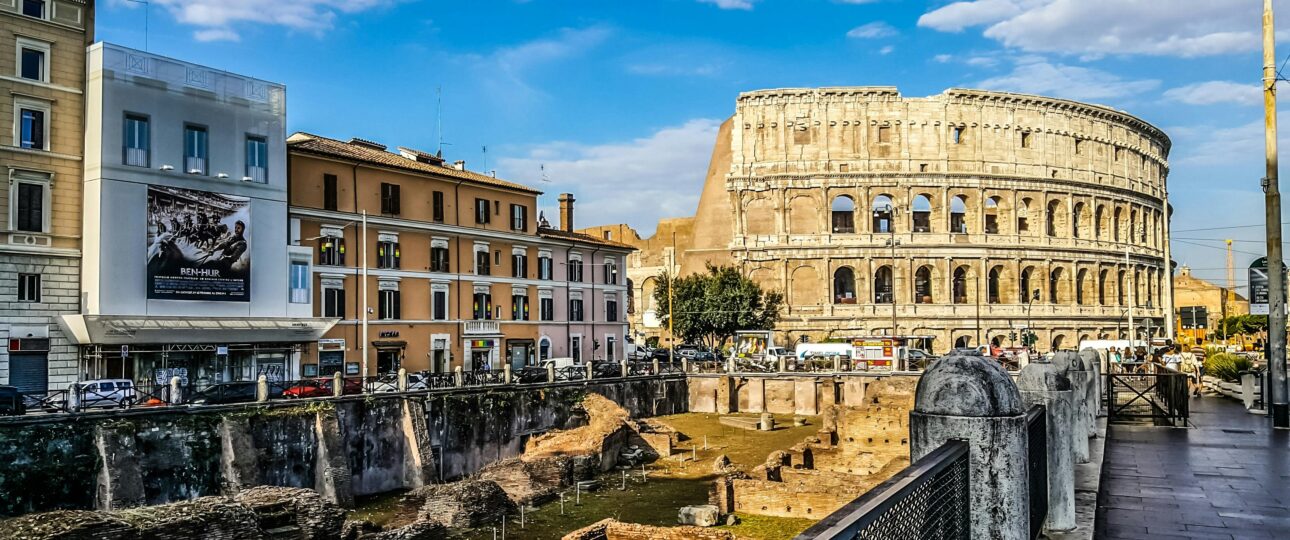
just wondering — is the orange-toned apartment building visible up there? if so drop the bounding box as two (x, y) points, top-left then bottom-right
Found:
(287, 133), (634, 377)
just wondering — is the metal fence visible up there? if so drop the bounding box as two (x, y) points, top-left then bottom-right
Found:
(795, 440), (970, 540)
(1025, 405), (1048, 540)
(1106, 366), (1190, 426)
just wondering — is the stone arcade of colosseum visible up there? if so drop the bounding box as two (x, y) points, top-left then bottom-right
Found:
(581, 87), (1173, 353)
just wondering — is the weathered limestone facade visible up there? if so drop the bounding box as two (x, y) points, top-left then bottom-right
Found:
(585, 87), (1173, 353)
(0, 0), (93, 391)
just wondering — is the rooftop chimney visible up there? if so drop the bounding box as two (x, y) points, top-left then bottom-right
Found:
(558, 193), (575, 232)
(453, 160), (466, 171)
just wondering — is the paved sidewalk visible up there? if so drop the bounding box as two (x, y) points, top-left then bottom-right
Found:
(1094, 395), (1290, 539)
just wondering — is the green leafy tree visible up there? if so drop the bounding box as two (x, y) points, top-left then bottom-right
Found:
(1214, 314), (1269, 337)
(653, 264), (784, 350)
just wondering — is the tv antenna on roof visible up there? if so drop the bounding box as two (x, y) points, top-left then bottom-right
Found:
(540, 164), (551, 183)
(124, 0), (150, 52)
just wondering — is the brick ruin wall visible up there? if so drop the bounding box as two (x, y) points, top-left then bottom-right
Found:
(563, 518), (735, 540)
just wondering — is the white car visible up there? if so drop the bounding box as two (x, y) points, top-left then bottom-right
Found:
(69, 379), (137, 409)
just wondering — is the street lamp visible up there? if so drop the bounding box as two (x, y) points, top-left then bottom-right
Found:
(875, 203), (900, 340)
(1025, 288), (1040, 352)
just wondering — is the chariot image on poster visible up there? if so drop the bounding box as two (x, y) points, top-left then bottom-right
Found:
(146, 185), (251, 301)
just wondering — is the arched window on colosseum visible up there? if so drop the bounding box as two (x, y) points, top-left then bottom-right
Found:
(833, 267), (857, 304)
(985, 197), (1001, 234)
(1094, 205), (1106, 240)
(831, 196), (856, 234)
(872, 195), (895, 233)
(914, 266), (933, 304)
(641, 277), (657, 312)
(1049, 267), (1065, 304)
(955, 336), (972, 349)
(1052, 335), (1066, 351)
(874, 266), (894, 304)
(745, 197), (775, 236)
(1133, 269), (1143, 307)
(950, 195), (969, 234)
(788, 196), (819, 235)
(987, 266), (1002, 304)
(952, 267), (969, 304)
(912, 194), (933, 232)
(1020, 266), (1036, 304)
(1017, 198), (1033, 235)
(1076, 269), (1089, 305)
(1098, 269), (1109, 306)
(1046, 200), (1065, 237)
(1072, 202), (1086, 239)
(1117, 270), (1127, 306)
(1129, 209), (1139, 244)
(1113, 208), (1123, 242)
(791, 266), (822, 306)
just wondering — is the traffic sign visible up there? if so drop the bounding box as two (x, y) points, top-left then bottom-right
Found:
(1248, 257), (1287, 315)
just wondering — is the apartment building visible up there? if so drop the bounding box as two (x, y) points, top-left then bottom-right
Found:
(58, 43), (334, 386)
(0, 0), (93, 393)
(287, 134), (633, 377)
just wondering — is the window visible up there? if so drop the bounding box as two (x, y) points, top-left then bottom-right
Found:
(568, 258), (583, 282)
(380, 183), (401, 215)
(18, 39), (49, 82)
(17, 101), (47, 150)
(476, 249), (491, 275)
(1074, 139), (1084, 155)
(571, 336), (582, 363)
(834, 267), (857, 304)
(605, 260), (618, 285)
(246, 136), (268, 182)
(323, 285), (345, 318)
(432, 191), (445, 222)
(475, 198), (490, 224)
(874, 266), (893, 304)
(431, 243), (450, 273)
(378, 288), (401, 320)
(124, 114), (150, 167)
(914, 266), (932, 304)
(323, 174), (338, 211)
(473, 291), (493, 320)
(432, 285), (449, 320)
(538, 253), (553, 280)
(1020, 132), (1032, 148)
(289, 261), (309, 303)
(912, 195), (932, 232)
(17, 273), (40, 303)
(376, 240), (400, 269)
(512, 251), (528, 278)
(570, 297), (584, 321)
(14, 180), (45, 233)
(512, 293), (529, 321)
(184, 125), (208, 175)
(22, 0), (45, 19)
(951, 126), (964, 144)
(510, 204), (527, 231)
(831, 196), (856, 233)
(606, 295), (619, 322)
(606, 336), (617, 362)
(318, 235), (345, 266)
(540, 295), (554, 321)
(877, 126), (891, 143)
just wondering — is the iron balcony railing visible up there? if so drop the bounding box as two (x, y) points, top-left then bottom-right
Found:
(795, 440), (970, 540)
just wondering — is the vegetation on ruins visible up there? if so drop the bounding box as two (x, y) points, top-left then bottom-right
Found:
(653, 264), (784, 351)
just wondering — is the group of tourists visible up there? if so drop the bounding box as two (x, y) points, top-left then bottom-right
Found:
(1108, 344), (1206, 397)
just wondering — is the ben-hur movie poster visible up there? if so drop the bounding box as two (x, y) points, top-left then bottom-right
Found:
(146, 185), (251, 301)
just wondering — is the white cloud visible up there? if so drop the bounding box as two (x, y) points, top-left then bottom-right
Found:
(1164, 81), (1262, 107)
(497, 119), (723, 236)
(465, 26), (613, 103)
(920, 0), (1277, 58)
(627, 63), (719, 77)
(975, 57), (1159, 102)
(847, 21), (898, 39)
(133, 0), (394, 42)
(933, 54), (953, 63)
(879, 45), (895, 55)
(699, 0), (756, 10)
(965, 56), (999, 68)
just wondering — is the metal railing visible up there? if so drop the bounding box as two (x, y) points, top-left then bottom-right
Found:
(795, 440), (970, 540)
(1106, 365), (1189, 426)
(1026, 405), (1048, 540)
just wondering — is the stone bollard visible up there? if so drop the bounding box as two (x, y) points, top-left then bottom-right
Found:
(1078, 348), (1103, 420)
(621, 360), (629, 378)
(503, 363), (513, 384)
(169, 376), (182, 405)
(454, 366), (464, 387)
(681, 358), (690, 373)
(547, 363), (556, 383)
(586, 361), (595, 380)
(652, 358), (660, 375)
(1241, 372), (1256, 409)
(1054, 352), (1091, 462)
(726, 357), (736, 373)
(832, 356), (841, 372)
(911, 354), (1030, 540)
(256, 375), (269, 402)
(777, 356), (787, 373)
(1018, 362), (1076, 531)
(333, 371), (344, 397)
(759, 412), (775, 431)
(398, 368), (409, 392)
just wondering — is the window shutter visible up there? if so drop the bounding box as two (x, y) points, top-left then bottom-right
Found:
(324, 174), (338, 211)
(393, 292), (401, 320)
(391, 184), (401, 214)
(393, 242), (401, 268)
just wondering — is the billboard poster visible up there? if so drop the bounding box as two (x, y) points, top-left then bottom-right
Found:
(146, 185), (251, 301)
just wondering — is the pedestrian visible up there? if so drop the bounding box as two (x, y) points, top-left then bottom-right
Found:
(1164, 346), (1181, 372)
(1182, 348), (1203, 397)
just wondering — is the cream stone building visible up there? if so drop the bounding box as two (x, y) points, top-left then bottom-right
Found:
(582, 87), (1173, 353)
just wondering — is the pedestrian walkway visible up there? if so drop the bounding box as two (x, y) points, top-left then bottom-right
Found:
(1094, 394), (1290, 539)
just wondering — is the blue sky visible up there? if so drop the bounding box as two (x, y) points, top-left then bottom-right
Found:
(98, 0), (1290, 293)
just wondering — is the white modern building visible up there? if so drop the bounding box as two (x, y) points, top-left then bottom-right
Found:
(58, 43), (334, 387)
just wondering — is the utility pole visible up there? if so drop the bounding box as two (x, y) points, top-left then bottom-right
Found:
(1225, 239), (1233, 344)
(1127, 247), (1135, 350)
(1262, 0), (1288, 427)
(361, 210), (369, 382)
(668, 231), (676, 365)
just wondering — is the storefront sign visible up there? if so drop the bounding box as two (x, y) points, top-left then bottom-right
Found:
(319, 338), (346, 351)
(379, 330), (400, 338)
(154, 367), (189, 386)
(470, 339), (494, 348)
(216, 345), (229, 356)
(146, 185), (251, 302)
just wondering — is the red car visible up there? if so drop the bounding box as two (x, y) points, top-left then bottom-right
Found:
(282, 378), (363, 399)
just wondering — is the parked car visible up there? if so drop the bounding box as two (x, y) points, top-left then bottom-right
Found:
(282, 378), (362, 399)
(649, 348), (676, 361)
(691, 351), (718, 362)
(188, 382), (284, 405)
(0, 386), (25, 416)
(70, 379), (138, 409)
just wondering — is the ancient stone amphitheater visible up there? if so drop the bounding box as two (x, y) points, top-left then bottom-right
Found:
(583, 87), (1172, 352)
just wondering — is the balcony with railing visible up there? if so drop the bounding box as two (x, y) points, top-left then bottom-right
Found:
(463, 320), (501, 335)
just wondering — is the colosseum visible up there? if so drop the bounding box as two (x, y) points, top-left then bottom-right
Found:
(581, 87), (1172, 353)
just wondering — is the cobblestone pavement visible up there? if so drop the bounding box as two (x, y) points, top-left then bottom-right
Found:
(1095, 394), (1290, 539)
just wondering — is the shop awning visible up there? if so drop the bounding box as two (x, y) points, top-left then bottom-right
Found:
(372, 340), (407, 349)
(57, 315), (340, 346)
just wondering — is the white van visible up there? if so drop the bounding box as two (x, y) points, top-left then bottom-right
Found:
(795, 343), (854, 362)
(541, 357), (580, 370)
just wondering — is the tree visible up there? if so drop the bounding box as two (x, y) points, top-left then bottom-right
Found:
(652, 264), (784, 350)
(1214, 314), (1269, 338)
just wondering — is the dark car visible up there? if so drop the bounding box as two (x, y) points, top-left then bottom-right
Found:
(189, 382), (283, 405)
(0, 386), (25, 416)
(650, 348), (675, 361)
(692, 351), (718, 362)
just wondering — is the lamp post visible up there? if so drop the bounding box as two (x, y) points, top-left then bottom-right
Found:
(1025, 288), (1040, 353)
(875, 203), (899, 339)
